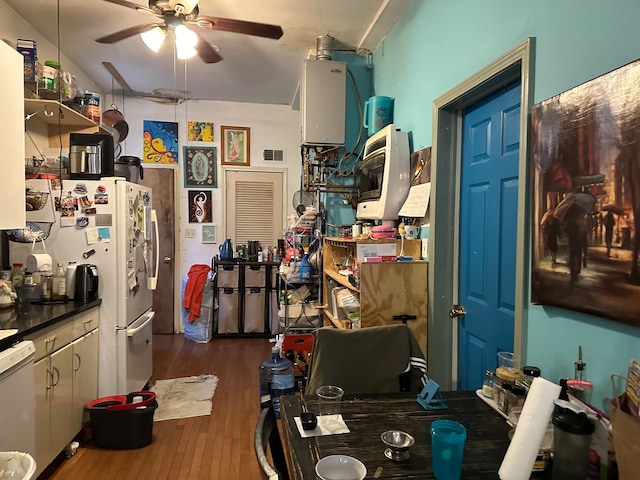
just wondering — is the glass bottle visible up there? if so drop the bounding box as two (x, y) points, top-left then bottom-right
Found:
(482, 370), (495, 398)
(52, 262), (67, 301)
(40, 272), (53, 300)
(10, 263), (25, 291)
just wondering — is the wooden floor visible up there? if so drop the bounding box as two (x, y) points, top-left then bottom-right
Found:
(38, 334), (273, 480)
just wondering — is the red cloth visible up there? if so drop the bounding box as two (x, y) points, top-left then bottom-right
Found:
(182, 264), (211, 323)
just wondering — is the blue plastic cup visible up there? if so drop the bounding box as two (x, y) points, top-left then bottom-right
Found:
(430, 420), (467, 480)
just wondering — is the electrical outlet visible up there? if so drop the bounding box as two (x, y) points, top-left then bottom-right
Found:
(185, 228), (196, 238)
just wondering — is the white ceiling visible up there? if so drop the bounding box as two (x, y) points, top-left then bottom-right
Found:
(6, 0), (411, 106)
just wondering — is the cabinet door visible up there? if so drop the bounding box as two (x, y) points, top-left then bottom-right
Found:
(49, 342), (74, 459)
(0, 41), (25, 229)
(71, 329), (99, 432)
(33, 358), (51, 477)
(360, 262), (428, 357)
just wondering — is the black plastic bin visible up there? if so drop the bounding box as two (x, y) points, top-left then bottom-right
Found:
(85, 391), (157, 449)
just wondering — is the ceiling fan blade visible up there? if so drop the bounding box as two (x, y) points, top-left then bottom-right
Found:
(197, 16), (283, 40)
(101, 0), (157, 15)
(96, 23), (160, 44)
(102, 61), (133, 93)
(193, 29), (223, 63)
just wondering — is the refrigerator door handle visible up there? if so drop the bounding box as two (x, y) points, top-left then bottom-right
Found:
(147, 209), (159, 290)
(127, 311), (155, 337)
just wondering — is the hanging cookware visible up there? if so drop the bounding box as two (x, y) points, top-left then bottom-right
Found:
(102, 105), (129, 142)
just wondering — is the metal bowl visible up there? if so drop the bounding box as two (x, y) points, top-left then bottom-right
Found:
(381, 430), (415, 461)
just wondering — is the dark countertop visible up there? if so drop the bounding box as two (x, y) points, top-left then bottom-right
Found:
(0, 298), (102, 351)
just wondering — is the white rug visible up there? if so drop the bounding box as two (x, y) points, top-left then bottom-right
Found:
(150, 374), (219, 422)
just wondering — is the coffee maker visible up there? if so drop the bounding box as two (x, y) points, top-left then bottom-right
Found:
(74, 264), (99, 303)
(69, 133), (114, 180)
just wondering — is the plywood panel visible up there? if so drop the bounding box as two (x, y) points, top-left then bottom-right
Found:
(360, 262), (428, 357)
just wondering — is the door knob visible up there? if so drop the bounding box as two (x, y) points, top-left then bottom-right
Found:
(449, 305), (466, 318)
(163, 256), (171, 264)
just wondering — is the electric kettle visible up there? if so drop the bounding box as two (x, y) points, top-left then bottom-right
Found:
(219, 239), (233, 261)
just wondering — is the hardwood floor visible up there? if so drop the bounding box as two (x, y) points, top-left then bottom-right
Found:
(38, 334), (273, 480)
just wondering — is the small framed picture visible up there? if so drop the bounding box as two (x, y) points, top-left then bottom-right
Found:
(202, 225), (217, 244)
(184, 146), (217, 188)
(221, 125), (250, 166)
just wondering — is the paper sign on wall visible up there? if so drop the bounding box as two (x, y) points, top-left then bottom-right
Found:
(398, 182), (431, 218)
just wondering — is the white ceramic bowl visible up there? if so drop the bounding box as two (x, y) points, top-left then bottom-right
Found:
(315, 455), (367, 480)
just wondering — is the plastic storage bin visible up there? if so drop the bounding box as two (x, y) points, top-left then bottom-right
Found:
(85, 391), (157, 449)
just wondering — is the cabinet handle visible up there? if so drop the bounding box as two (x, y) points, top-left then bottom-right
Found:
(83, 319), (93, 332)
(52, 366), (60, 387)
(393, 314), (417, 324)
(45, 336), (57, 352)
(74, 352), (81, 372)
(46, 367), (54, 390)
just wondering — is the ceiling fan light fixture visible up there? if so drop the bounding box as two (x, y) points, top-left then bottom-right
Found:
(175, 24), (198, 48)
(141, 26), (166, 53)
(176, 44), (197, 59)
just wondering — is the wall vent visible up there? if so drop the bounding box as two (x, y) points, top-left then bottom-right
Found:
(263, 149), (284, 162)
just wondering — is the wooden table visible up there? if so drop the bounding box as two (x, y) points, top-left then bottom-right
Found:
(280, 390), (512, 479)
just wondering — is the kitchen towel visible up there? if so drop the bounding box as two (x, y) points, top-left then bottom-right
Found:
(498, 377), (561, 480)
(294, 414), (350, 438)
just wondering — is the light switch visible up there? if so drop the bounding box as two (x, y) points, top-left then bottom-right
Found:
(185, 228), (196, 238)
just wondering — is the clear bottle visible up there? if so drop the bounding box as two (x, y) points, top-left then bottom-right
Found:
(259, 346), (295, 419)
(40, 272), (53, 300)
(299, 247), (312, 280)
(52, 262), (67, 301)
(10, 263), (25, 291)
(482, 370), (495, 398)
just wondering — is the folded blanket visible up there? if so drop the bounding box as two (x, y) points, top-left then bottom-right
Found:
(182, 264), (211, 322)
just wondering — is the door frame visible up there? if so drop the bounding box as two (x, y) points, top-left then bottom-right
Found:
(429, 38), (534, 390)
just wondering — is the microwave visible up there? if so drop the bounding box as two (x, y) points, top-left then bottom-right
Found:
(355, 124), (411, 222)
(69, 133), (115, 180)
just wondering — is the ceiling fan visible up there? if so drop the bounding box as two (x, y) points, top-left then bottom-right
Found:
(96, 0), (283, 63)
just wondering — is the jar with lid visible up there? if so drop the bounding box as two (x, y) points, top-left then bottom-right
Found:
(11, 263), (25, 291)
(52, 262), (67, 300)
(482, 370), (495, 398)
(519, 365), (541, 391)
(507, 385), (526, 414)
(493, 365), (523, 402)
(40, 272), (53, 300)
(497, 380), (514, 414)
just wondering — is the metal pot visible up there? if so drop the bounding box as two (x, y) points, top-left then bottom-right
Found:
(102, 107), (129, 142)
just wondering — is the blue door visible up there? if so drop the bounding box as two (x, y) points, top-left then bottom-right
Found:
(457, 81), (521, 390)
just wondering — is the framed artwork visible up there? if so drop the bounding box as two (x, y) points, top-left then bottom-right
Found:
(184, 146), (217, 188)
(530, 57), (640, 328)
(188, 121), (214, 142)
(221, 125), (250, 166)
(202, 225), (217, 244)
(188, 190), (212, 223)
(143, 120), (178, 164)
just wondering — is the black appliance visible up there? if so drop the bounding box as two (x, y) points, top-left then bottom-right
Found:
(75, 264), (99, 303)
(69, 133), (115, 180)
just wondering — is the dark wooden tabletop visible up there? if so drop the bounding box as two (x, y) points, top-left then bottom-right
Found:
(280, 390), (512, 479)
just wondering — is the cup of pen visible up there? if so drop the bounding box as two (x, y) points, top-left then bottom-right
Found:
(430, 420), (467, 480)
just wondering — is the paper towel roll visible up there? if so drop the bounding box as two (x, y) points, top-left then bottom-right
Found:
(26, 253), (52, 273)
(498, 377), (561, 480)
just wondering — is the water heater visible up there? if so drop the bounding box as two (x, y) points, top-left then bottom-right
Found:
(300, 59), (346, 146)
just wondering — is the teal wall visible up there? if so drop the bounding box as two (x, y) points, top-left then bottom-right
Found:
(373, 0), (640, 411)
(323, 52), (373, 235)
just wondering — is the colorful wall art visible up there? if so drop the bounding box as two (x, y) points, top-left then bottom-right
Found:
(143, 120), (179, 164)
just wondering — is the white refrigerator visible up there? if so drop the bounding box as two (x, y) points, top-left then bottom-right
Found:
(11, 178), (158, 396)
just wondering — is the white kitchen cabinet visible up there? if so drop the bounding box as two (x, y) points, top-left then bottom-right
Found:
(26, 306), (100, 478)
(0, 39), (26, 229)
(71, 328), (99, 431)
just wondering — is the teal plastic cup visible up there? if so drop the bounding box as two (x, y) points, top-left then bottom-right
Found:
(430, 420), (467, 480)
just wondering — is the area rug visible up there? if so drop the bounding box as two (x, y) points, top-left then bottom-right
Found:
(150, 374), (219, 422)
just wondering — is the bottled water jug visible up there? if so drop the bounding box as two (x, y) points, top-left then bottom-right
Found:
(259, 346), (295, 419)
